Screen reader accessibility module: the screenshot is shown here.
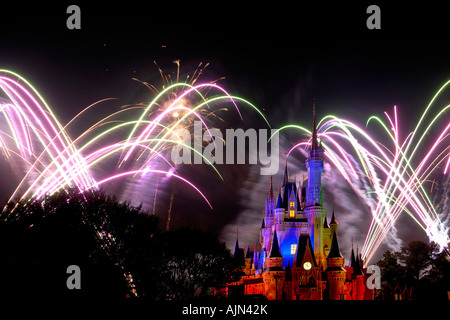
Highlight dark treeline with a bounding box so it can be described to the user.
[376,240,450,300]
[0,190,240,301]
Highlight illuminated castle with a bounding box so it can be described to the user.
[225,105,374,300]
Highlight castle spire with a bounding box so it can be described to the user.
[233,236,240,258]
[233,228,244,261]
[350,240,356,268]
[330,205,338,225]
[323,213,329,229]
[311,100,319,151]
[268,175,274,200]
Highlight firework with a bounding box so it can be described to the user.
[0,64,267,213]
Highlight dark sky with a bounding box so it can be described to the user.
[1,2,449,262]
[2,2,449,122]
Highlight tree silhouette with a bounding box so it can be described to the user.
[158,228,237,300]
[0,189,238,301]
[397,240,439,283]
[0,190,132,300]
[376,240,450,300]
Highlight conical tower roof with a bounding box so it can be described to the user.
[330,206,338,225]
[233,237,240,257]
[275,193,283,209]
[233,230,244,260]
[350,247,356,268]
[246,246,252,259]
[327,231,343,259]
[323,214,329,229]
[268,230,283,258]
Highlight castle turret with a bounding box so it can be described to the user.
[326,232,346,300]
[263,230,285,300]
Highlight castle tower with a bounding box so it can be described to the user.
[305,102,324,207]
[304,103,326,266]
[262,230,285,300]
[326,232,346,300]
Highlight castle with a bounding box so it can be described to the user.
[224,105,374,300]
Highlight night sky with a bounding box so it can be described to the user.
[1,2,450,263]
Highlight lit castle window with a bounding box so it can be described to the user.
[289,201,295,218]
[291,243,297,255]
